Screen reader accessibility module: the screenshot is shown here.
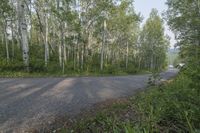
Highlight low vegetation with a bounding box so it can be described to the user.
[0,58,150,77]
[60,73,200,133]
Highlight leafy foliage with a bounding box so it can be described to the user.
[0,0,169,76]
[165,0,200,94]
[139,9,169,71]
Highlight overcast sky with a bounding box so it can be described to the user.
[134,0,176,48]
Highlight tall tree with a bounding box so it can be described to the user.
[139,9,169,71]
[165,0,200,64]
[18,0,29,71]
[0,0,169,75]
[165,0,200,90]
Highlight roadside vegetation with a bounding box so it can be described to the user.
[60,72,200,133]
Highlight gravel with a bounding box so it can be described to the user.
[0,69,178,133]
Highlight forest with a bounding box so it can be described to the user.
[0,0,200,132]
[0,0,169,76]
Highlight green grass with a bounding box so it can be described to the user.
[59,74,200,133]
[0,68,151,78]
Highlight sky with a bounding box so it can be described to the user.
[134,0,176,48]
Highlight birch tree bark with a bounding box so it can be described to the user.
[81,45,84,70]
[11,0,15,59]
[4,20,9,62]
[18,0,29,71]
[56,0,62,67]
[63,23,67,63]
[11,20,15,59]
[100,20,107,71]
[61,22,65,73]
[29,0,32,46]
[126,41,129,69]
[76,35,80,68]
[44,8,49,66]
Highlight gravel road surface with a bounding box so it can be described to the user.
[0,69,178,132]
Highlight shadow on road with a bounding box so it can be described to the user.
[0,70,178,132]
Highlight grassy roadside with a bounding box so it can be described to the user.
[58,74,200,133]
[0,70,151,78]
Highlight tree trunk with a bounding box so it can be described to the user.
[81,45,84,70]
[77,35,80,69]
[126,42,129,69]
[4,20,9,62]
[28,0,32,46]
[58,26,62,67]
[150,55,154,70]
[61,22,65,73]
[73,34,76,70]
[44,11,49,66]
[100,20,106,71]
[18,0,29,71]
[11,21,15,59]
[64,43,67,62]
[1,26,4,46]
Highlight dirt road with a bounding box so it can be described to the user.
[0,69,178,132]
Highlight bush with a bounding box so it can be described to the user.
[0,58,24,72]
[125,65,139,74]
[29,59,47,73]
[104,64,121,74]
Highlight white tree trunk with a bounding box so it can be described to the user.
[57,0,62,67]
[126,42,129,69]
[81,45,84,70]
[4,20,9,62]
[100,20,106,71]
[77,36,80,68]
[59,35,62,67]
[18,0,29,71]
[44,11,49,66]
[64,43,67,62]
[29,0,32,46]
[11,21,15,59]
[63,23,67,63]
[73,35,76,70]
[61,22,65,73]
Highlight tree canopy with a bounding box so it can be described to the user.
[0,0,169,75]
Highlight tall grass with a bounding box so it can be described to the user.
[61,74,200,133]
[134,74,200,132]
